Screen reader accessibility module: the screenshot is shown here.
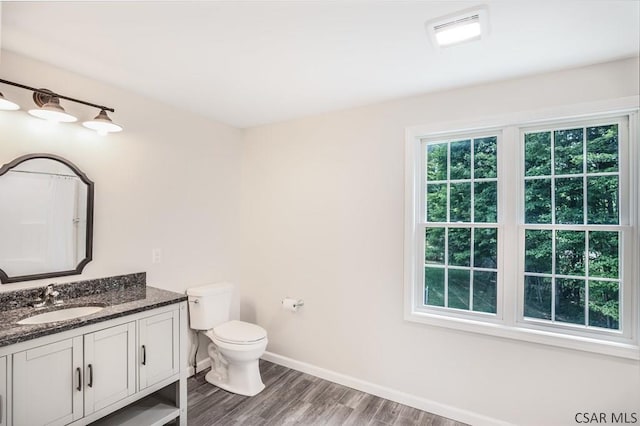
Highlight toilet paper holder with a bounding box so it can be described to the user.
[282,297,304,310]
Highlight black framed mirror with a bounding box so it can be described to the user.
[0,154,94,283]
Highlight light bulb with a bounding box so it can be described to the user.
[82,109,123,134]
[0,92,20,111]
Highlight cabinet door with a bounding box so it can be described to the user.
[13,336,83,426]
[138,309,179,390]
[84,322,136,416]
[0,356,6,426]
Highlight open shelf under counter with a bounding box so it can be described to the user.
[89,394,179,426]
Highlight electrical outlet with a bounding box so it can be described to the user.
[152,248,162,264]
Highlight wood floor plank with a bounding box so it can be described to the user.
[216,369,300,423]
[321,382,349,403]
[301,379,332,402]
[259,376,313,422]
[397,404,425,421]
[339,387,368,409]
[189,391,247,426]
[325,404,354,425]
[343,393,385,426]
[373,399,401,424]
[186,360,467,426]
[275,399,313,425]
[298,400,342,424]
[393,415,426,426]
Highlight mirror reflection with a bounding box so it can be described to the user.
[0,154,94,283]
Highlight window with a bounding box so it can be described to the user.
[404,102,639,359]
[424,136,498,315]
[522,122,626,332]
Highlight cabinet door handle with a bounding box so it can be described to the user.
[88,364,93,388]
[76,367,82,391]
[142,345,146,365]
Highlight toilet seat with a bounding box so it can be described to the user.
[212,320,267,345]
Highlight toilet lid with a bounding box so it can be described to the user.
[213,320,267,344]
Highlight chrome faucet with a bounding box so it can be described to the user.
[33,284,63,308]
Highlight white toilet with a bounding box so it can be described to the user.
[186,282,268,396]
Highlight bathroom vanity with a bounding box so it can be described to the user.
[0,273,188,426]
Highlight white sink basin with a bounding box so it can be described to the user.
[17,306,104,325]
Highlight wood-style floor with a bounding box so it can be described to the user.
[187,360,467,426]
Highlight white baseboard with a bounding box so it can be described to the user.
[188,358,211,377]
[262,351,512,426]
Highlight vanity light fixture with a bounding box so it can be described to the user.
[427,6,489,48]
[0,92,20,111]
[0,78,122,134]
[28,89,78,123]
[82,109,123,134]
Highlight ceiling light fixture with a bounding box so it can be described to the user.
[0,78,122,134]
[435,16,481,46]
[427,6,488,48]
[0,91,20,111]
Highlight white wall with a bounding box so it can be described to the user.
[0,50,243,297]
[240,57,640,425]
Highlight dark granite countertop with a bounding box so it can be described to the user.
[0,273,187,348]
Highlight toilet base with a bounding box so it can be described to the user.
[205,365,265,396]
[200,329,268,397]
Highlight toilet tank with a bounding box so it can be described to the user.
[186,282,235,330]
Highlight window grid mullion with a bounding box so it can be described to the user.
[550,130,557,323]
[429,177,497,184]
[583,126,588,225]
[423,222,498,228]
[470,139,476,310]
[551,230,557,322]
[445,142,451,308]
[423,143,428,223]
[583,128,589,327]
[521,223,626,232]
[524,171,618,180]
[444,228,449,308]
[471,138,475,223]
[446,142,451,224]
[470,229,475,311]
[551,130,556,226]
[525,271,619,283]
[585,230,590,327]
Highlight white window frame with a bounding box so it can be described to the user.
[404,96,640,359]
[418,130,504,321]
[517,116,633,341]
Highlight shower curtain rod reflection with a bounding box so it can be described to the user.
[10,169,79,178]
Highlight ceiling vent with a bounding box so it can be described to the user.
[426,6,489,48]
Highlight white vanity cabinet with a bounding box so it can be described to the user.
[0,356,7,426]
[1,301,187,426]
[83,322,136,415]
[13,337,83,426]
[138,310,179,390]
[12,322,137,426]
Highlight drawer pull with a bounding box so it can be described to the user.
[142,345,146,365]
[88,364,93,388]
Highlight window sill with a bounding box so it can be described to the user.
[405,309,640,360]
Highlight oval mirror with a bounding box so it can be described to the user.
[0,154,94,283]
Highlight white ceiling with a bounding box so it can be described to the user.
[1,1,639,128]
